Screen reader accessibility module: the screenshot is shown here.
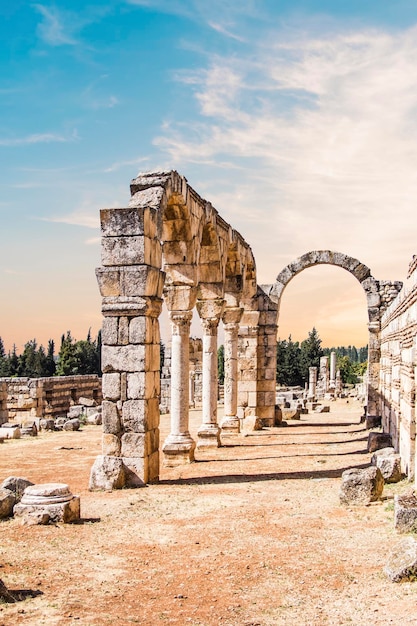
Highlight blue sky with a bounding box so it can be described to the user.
[1,0,417,352]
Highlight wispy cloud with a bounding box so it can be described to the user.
[0,132,70,147]
[103,156,150,173]
[155,23,417,279]
[33,4,79,46]
[40,211,99,229]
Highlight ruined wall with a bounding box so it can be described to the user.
[0,381,7,425]
[0,375,102,422]
[379,256,417,479]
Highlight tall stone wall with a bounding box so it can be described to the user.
[379,256,417,479]
[0,375,102,422]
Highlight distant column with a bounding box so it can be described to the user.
[221,307,243,434]
[308,367,317,400]
[329,351,337,394]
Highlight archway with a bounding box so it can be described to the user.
[263,250,383,421]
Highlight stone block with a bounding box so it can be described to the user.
[40,418,55,431]
[394,492,417,533]
[102,317,118,345]
[63,419,80,431]
[385,536,417,582]
[89,455,126,491]
[339,466,384,505]
[102,433,121,456]
[0,426,20,439]
[371,448,402,483]
[0,488,15,519]
[121,432,146,457]
[87,412,102,425]
[1,477,34,503]
[101,344,146,373]
[122,457,147,487]
[241,415,263,432]
[100,207,145,238]
[367,432,392,453]
[314,405,330,413]
[282,408,301,420]
[102,401,122,435]
[102,373,121,401]
[79,397,96,407]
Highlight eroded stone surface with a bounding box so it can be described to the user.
[394,491,417,533]
[339,466,384,505]
[385,536,417,582]
[89,455,126,491]
[367,432,392,453]
[1,477,33,503]
[0,488,15,519]
[371,447,402,483]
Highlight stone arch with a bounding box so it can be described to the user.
[263,250,382,422]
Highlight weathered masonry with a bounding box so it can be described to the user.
[379,256,417,479]
[0,375,102,425]
[91,169,417,488]
[90,171,278,489]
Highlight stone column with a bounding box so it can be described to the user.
[336,370,342,396]
[162,310,196,466]
[221,307,243,434]
[196,300,224,449]
[189,371,195,408]
[329,351,337,392]
[308,367,317,400]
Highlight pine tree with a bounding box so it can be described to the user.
[299,327,323,382]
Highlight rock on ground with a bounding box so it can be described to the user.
[367,432,392,453]
[1,476,34,502]
[394,491,417,533]
[385,536,417,582]
[371,447,402,483]
[339,466,384,505]
[0,487,15,519]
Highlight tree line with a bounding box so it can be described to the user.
[276,328,368,387]
[0,330,102,378]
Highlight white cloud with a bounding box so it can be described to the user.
[33,4,78,46]
[40,211,99,229]
[0,133,69,147]
[155,24,417,281]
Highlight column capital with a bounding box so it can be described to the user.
[169,310,193,335]
[196,298,225,322]
[222,306,243,327]
[201,317,220,335]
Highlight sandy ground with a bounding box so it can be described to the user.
[0,398,416,625]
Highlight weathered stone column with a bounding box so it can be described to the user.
[329,351,337,392]
[308,367,317,400]
[196,300,224,449]
[367,320,381,423]
[162,309,196,466]
[221,307,243,434]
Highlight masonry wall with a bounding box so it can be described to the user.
[0,375,102,422]
[379,256,417,479]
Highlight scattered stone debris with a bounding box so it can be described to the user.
[394,491,417,533]
[385,536,417,582]
[371,447,402,483]
[0,487,15,519]
[63,418,80,431]
[339,466,384,505]
[1,476,34,503]
[367,431,392,453]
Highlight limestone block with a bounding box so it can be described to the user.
[371,448,402,483]
[241,415,263,432]
[385,536,417,582]
[102,400,122,435]
[365,415,382,429]
[275,406,283,425]
[164,285,197,311]
[122,398,159,432]
[89,455,126,491]
[96,267,121,297]
[87,412,102,425]
[121,432,146,457]
[40,418,55,431]
[128,186,165,209]
[0,488,15,519]
[102,317,118,345]
[121,266,164,298]
[79,397,96,407]
[67,405,84,419]
[367,432,392,453]
[100,207,145,238]
[0,426,20,439]
[282,408,301,420]
[102,373,121,401]
[339,466,384,505]
[127,372,158,400]
[63,419,80,431]
[101,235,149,267]
[122,457,147,487]
[394,492,417,533]
[101,344,146,373]
[314,405,330,413]
[102,433,121,456]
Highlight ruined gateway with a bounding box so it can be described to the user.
[90,170,417,489]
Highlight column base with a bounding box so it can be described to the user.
[162,434,196,467]
[220,416,240,434]
[196,424,221,449]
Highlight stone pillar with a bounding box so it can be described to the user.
[329,351,337,392]
[319,356,329,395]
[189,371,195,408]
[196,300,224,449]
[308,367,317,400]
[367,320,381,422]
[221,307,243,434]
[90,204,164,490]
[162,309,196,466]
[336,370,342,396]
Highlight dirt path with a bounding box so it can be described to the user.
[0,399,416,625]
